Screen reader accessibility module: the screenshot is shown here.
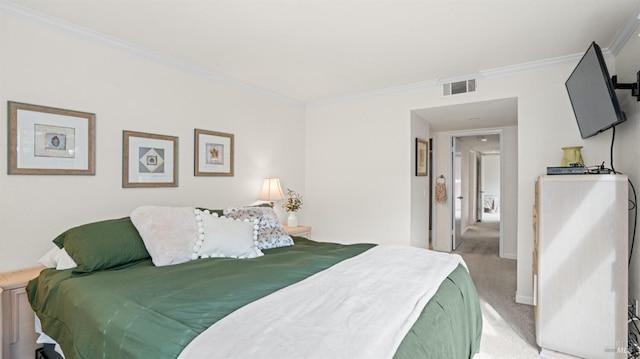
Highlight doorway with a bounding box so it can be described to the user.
[412,96,517,258]
[451,131,502,254]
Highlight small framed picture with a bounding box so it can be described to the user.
[8,101,95,175]
[194,129,234,176]
[123,130,178,187]
[415,138,428,176]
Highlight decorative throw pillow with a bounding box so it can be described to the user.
[52,217,150,274]
[130,206,199,266]
[223,207,293,250]
[193,209,263,259]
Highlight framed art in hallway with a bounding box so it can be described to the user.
[7,101,95,175]
[415,138,428,176]
[122,130,178,187]
[194,129,234,176]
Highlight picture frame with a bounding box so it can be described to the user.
[7,101,95,175]
[194,129,234,176]
[122,130,178,187]
[415,138,428,176]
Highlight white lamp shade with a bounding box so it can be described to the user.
[259,178,285,202]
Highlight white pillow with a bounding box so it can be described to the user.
[38,247,60,268]
[38,247,78,270]
[130,206,199,266]
[56,248,78,270]
[193,209,263,259]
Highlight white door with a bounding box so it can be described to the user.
[452,138,462,250]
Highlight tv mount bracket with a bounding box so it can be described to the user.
[612,71,640,101]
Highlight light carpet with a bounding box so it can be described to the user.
[454,220,540,359]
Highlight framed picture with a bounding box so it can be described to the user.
[123,130,178,187]
[415,138,428,176]
[7,101,95,175]
[194,129,234,176]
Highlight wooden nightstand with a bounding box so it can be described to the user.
[1,266,45,359]
[283,225,312,238]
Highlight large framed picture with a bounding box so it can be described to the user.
[8,101,95,175]
[123,130,178,187]
[415,138,428,176]
[194,129,234,176]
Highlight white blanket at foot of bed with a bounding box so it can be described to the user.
[178,245,466,359]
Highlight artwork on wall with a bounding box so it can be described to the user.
[122,130,178,187]
[194,129,234,176]
[7,101,95,175]
[415,138,428,176]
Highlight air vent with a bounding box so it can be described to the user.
[443,79,477,96]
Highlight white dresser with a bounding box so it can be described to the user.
[533,175,628,358]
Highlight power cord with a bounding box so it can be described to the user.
[629,302,640,358]
[629,178,638,267]
[611,126,616,174]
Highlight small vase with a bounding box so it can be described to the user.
[287,212,298,227]
[561,146,584,167]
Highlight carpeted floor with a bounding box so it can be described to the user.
[454,220,540,358]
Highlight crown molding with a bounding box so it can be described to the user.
[0,0,303,107]
[608,2,640,56]
[479,53,583,78]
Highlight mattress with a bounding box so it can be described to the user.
[27,237,482,359]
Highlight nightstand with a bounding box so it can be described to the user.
[283,225,312,238]
[1,266,45,359]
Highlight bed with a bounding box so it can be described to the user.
[26,206,482,359]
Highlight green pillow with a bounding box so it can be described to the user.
[53,217,150,274]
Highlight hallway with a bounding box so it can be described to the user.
[454,220,538,358]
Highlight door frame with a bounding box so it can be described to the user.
[448,129,504,257]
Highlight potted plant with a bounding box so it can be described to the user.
[282,188,303,227]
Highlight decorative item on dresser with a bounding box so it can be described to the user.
[560,146,584,167]
[1,266,45,359]
[533,175,628,358]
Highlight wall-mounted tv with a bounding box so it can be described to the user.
[565,41,625,139]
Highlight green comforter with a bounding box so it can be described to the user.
[27,238,481,359]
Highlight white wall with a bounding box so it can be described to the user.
[305,96,414,245]
[0,11,306,272]
[410,114,430,248]
[483,154,500,199]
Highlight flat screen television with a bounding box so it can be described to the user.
[565,41,626,139]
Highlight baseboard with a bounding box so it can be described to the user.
[515,293,534,305]
[500,252,517,260]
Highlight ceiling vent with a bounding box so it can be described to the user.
[443,79,477,96]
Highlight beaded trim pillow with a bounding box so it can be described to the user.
[193,209,263,259]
